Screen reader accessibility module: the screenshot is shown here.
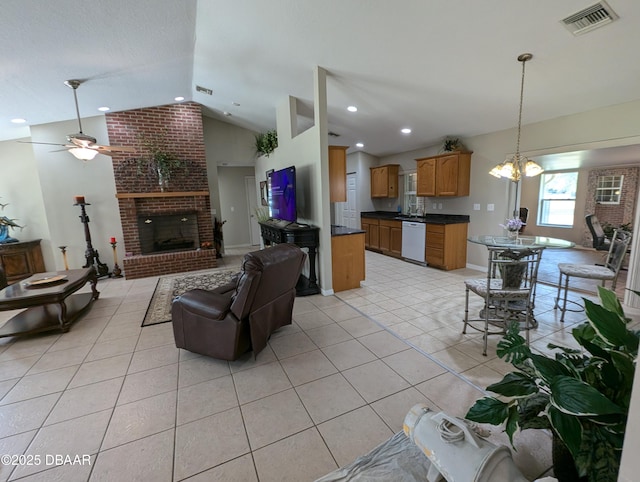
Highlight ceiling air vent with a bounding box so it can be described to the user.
[328,131,340,137]
[195,85,213,95]
[562,1,618,36]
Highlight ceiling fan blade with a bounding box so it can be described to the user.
[17,140,69,147]
[94,145,137,153]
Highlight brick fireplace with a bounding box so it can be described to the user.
[106,103,217,279]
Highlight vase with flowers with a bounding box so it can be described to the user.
[500,217,523,240]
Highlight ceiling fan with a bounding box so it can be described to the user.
[22,79,136,161]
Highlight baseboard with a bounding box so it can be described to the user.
[466,263,486,272]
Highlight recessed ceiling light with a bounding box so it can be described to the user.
[11,118,26,124]
[232,102,240,106]
[223,111,232,117]
[356,142,364,148]
[401,128,412,134]
[174,96,185,102]
[347,105,358,112]
[98,106,110,112]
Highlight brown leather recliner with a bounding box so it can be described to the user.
[171,243,306,360]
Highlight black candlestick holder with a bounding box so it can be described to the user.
[75,202,110,278]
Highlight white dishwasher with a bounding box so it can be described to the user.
[401,221,426,263]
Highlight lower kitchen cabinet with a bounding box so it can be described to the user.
[361,217,379,250]
[332,233,365,292]
[378,219,402,257]
[425,223,468,270]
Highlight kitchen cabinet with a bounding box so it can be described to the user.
[425,223,468,270]
[0,240,46,284]
[370,164,400,198]
[416,151,472,197]
[378,219,402,257]
[331,233,365,292]
[329,145,348,202]
[361,217,379,249]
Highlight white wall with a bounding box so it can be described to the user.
[0,139,51,264]
[254,68,333,292]
[0,116,122,271]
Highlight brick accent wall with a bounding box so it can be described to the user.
[583,166,639,246]
[106,102,216,279]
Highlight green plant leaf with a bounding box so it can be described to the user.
[597,286,625,318]
[529,353,571,383]
[505,405,519,446]
[584,299,637,351]
[574,422,621,482]
[496,322,531,364]
[518,393,551,430]
[486,372,537,397]
[550,376,624,416]
[465,397,509,425]
[549,406,583,461]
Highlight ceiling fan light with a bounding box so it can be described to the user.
[69,147,98,161]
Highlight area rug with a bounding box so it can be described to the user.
[141,268,236,327]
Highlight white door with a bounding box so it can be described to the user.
[344,173,357,229]
[245,176,261,246]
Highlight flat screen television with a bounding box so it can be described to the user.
[268,166,297,223]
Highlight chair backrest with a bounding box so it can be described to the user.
[605,229,632,276]
[487,246,544,292]
[585,214,607,250]
[229,243,305,320]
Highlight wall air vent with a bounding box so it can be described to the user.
[328,131,340,137]
[195,85,213,95]
[562,1,618,36]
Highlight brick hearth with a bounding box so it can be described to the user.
[106,103,216,279]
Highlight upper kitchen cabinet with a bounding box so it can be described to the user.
[416,151,472,197]
[329,145,348,202]
[370,164,400,198]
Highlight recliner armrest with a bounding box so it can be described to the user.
[172,289,231,320]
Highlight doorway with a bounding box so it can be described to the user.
[245,176,261,246]
[335,173,357,228]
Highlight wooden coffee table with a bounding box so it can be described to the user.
[0,268,99,338]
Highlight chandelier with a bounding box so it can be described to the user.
[489,53,543,182]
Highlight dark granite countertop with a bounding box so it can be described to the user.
[331,225,366,236]
[360,211,470,224]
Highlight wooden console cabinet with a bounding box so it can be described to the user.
[416,151,472,197]
[0,240,46,284]
[425,223,468,270]
[370,164,400,198]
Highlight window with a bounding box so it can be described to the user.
[538,172,578,227]
[404,172,425,215]
[595,175,623,204]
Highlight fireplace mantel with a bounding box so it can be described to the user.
[115,191,209,199]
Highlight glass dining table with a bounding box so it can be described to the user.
[468,235,575,249]
[467,234,575,328]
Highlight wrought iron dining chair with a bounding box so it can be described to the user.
[463,246,544,356]
[555,229,631,322]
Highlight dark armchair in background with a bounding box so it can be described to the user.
[171,243,306,361]
[585,214,611,251]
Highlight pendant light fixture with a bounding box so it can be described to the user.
[489,53,543,182]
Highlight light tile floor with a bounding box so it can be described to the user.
[0,247,637,481]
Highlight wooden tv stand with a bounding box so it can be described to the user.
[258,220,320,295]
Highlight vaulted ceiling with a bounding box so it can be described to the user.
[3,0,640,159]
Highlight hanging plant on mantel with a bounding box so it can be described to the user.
[135,132,189,191]
[255,130,278,157]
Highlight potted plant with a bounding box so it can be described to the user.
[465,286,639,482]
[442,136,465,152]
[255,130,278,157]
[136,133,187,191]
[0,199,22,244]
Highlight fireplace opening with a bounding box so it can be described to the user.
[137,212,200,254]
